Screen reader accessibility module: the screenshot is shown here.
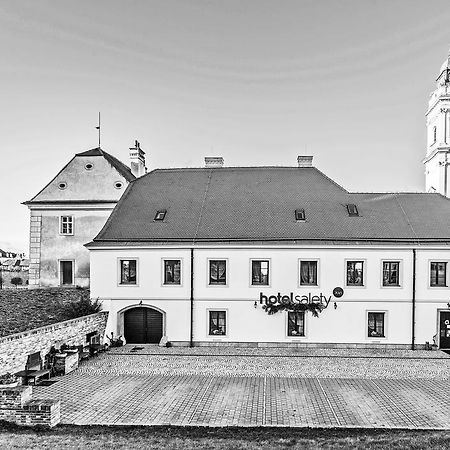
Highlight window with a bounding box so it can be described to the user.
[154,210,166,221]
[300,260,318,286]
[58,182,67,190]
[382,261,400,286]
[295,209,306,221]
[346,204,359,216]
[120,259,137,285]
[433,126,437,143]
[288,311,305,337]
[209,310,226,335]
[114,181,123,189]
[164,260,181,285]
[60,216,73,235]
[368,312,385,338]
[85,163,94,170]
[430,262,447,287]
[209,260,227,285]
[251,260,269,285]
[347,261,364,286]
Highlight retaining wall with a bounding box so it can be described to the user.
[0,312,108,374]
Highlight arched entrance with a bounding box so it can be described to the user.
[123,306,163,344]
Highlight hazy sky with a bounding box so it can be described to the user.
[2,0,450,253]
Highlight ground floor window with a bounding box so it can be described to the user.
[368,312,385,338]
[288,311,305,337]
[209,310,226,335]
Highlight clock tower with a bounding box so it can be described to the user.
[424,51,450,197]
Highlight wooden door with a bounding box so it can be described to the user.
[439,311,450,349]
[60,261,73,285]
[124,307,163,344]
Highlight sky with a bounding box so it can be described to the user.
[2,0,450,253]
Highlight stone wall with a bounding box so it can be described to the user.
[0,386,60,428]
[0,312,108,374]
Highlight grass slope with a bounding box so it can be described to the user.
[1,424,450,449]
[0,288,91,337]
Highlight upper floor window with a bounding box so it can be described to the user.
[347,261,364,286]
[119,259,137,285]
[60,216,73,235]
[251,260,269,285]
[430,262,447,287]
[382,261,400,287]
[433,126,437,143]
[164,259,181,285]
[300,260,318,286]
[209,260,227,285]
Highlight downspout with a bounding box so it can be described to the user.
[411,249,416,350]
[190,248,194,347]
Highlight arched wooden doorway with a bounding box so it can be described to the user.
[123,307,163,344]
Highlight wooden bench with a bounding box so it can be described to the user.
[15,352,51,385]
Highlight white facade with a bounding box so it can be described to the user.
[89,244,450,349]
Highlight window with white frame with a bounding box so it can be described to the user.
[300,260,318,286]
[346,261,364,286]
[209,310,226,335]
[209,260,227,285]
[287,311,305,337]
[430,262,447,287]
[60,216,73,235]
[382,261,400,287]
[251,260,269,285]
[164,259,181,285]
[368,312,385,338]
[119,259,137,285]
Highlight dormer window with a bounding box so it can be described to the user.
[346,204,359,216]
[295,209,306,221]
[154,210,167,221]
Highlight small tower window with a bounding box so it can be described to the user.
[85,163,94,170]
[347,204,359,216]
[58,182,67,190]
[114,181,123,189]
[295,209,306,221]
[154,210,167,221]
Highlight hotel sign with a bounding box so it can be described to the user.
[259,287,344,309]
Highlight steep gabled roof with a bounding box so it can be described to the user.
[75,148,135,182]
[89,166,450,245]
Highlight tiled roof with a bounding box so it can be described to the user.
[90,167,450,245]
[76,148,135,182]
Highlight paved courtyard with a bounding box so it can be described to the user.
[33,346,450,428]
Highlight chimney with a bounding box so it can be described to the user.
[297,155,313,168]
[129,140,147,178]
[204,156,224,168]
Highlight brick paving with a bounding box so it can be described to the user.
[33,347,450,429]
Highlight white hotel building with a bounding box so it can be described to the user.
[87,155,450,350]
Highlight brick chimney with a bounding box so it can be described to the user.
[129,140,147,178]
[204,157,224,168]
[297,155,313,168]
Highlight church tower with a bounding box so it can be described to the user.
[424,50,450,197]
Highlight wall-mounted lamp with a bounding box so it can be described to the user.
[334,302,338,310]
[254,301,258,309]
[139,300,143,306]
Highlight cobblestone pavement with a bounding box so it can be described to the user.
[32,347,450,428]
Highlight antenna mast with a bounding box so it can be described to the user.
[96,112,101,148]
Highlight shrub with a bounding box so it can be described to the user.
[63,296,102,319]
[10,277,23,288]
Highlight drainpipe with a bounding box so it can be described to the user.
[411,249,416,350]
[190,248,194,347]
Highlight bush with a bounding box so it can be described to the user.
[10,277,23,288]
[63,296,102,319]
